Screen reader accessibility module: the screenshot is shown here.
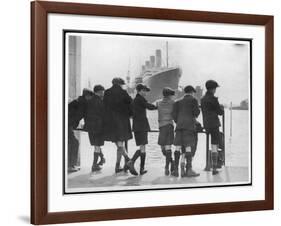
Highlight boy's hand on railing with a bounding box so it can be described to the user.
[220,104,225,113]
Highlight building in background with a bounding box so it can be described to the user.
[68,36,82,101]
[68,35,82,168]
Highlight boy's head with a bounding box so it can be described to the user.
[205,80,219,94]
[136,84,150,97]
[162,87,175,98]
[112,77,125,86]
[184,85,196,96]
[93,85,105,98]
[82,88,93,100]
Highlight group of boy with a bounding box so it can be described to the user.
[68,77,224,177]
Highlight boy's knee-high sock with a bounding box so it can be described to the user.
[132,149,141,163]
[140,152,147,175]
[173,151,181,177]
[165,150,172,168]
[185,152,200,177]
[98,149,105,165]
[120,147,130,161]
[115,147,123,173]
[125,149,138,176]
[165,150,172,175]
[185,152,192,171]
[92,152,102,172]
[93,152,99,165]
[211,151,219,175]
[180,153,186,177]
[124,149,140,173]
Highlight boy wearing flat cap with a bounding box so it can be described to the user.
[201,80,224,175]
[130,84,157,175]
[103,77,138,175]
[68,88,93,173]
[172,85,200,177]
[84,85,106,172]
[156,87,176,176]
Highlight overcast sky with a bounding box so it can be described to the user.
[76,33,250,105]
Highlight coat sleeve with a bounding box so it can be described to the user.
[192,98,200,118]
[214,97,224,115]
[122,90,133,104]
[172,102,178,123]
[103,90,109,108]
[141,98,157,110]
[155,101,159,108]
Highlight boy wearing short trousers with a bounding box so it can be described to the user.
[172,85,200,177]
[84,85,106,172]
[201,80,224,175]
[156,87,175,176]
[130,84,157,175]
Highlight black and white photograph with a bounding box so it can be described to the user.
[64,31,251,194]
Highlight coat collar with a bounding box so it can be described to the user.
[93,93,102,100]
[206,90,214,96]
[112,84,122,90]
[136,93,144,99]
[184,94,193,98]
[162,96,173,102]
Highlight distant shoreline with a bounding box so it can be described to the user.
[230,107,249,110]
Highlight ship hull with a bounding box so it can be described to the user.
[142,67,181,103]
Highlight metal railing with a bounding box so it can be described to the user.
[74,112,226,171]
[204,113,225,171]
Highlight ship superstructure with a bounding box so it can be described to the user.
[132,43,182,103]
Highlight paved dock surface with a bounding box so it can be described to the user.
[66,132,250,193]
[68,166,249,190]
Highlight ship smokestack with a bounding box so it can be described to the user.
[142,65,145,71]
[156,49,162,67]
[150,56,155,67]
[145,60,150,69]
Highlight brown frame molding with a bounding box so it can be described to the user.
[31,1,274,224]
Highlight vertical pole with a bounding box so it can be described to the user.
[230,102,232,138]
[166,41,169,68]
[222,110,226,166]
[204,132,211,171]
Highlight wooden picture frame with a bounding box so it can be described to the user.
[31,1,274,224]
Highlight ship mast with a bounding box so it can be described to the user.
[166,41,169,68]
[126,58,131,85]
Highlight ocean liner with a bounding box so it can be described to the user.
[130,42,182,103]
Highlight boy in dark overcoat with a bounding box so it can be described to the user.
[129,84,157,175]
[84,85,106,172]
[172,85,200,177]
[68,89,93,172]
[201,80,224,175]
[103,77,138,175]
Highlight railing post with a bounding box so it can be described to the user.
[222,111,226,166]
[204,132,211,171]
[125,141,128,153]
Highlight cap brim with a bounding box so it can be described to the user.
[144,87,151,92]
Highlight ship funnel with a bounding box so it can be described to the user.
[145,60,150,69]
[141,65,145,71]
[156,49,162,67]
[150,56,155,67]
